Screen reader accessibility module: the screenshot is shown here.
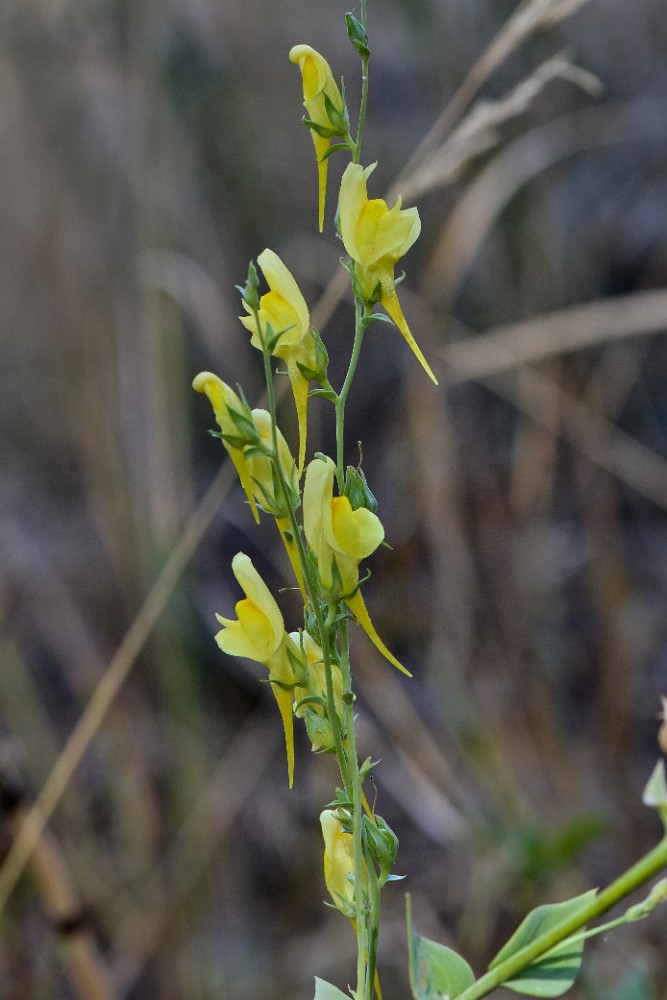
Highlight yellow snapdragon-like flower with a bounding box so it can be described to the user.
[239,248,316,473]
[303,456,410,676]
[289,44,345,232]
[338,162,438,385]
[192,372,260,523]
[215,553,298,786]
[291,631,343,752]
[320,808,361,914]
[249,408,305,597]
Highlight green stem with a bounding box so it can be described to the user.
[456,834,667,1000]
[353,3,370,165]
[364,849,381,1000]
[339,616,369,1000]
[335,296,367,489]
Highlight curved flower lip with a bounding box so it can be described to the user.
[215,553,284,662]
[239,248,310,350]
[289,45,337,104]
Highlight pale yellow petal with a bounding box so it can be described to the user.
[231,553,284,653]
[320,810,356,906]
[303,457,337,589]
[257,248,310,338]
[339,162,377,262]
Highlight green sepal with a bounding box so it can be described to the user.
[302,709,339,754]
[643,759,667,831]
[407,894,475,1000]
[489,889,597,997]
[323,90,349,134]
[308,387,338,402]
[363,311,395,328]
[243,444,273,460]
[344,466,378,514]
[214,431,252,451]
[265,320,296,354]
[345,12,370,57]
[319,142,352,162]
[227,403,260,445]
[364,814,398,885]
[285,641,307,684]
[249,479,280,516]
[359,756,379,781]
[235,260,260,311]
[302,116,338,139]
[313,977,350,1000]
[296,328,330,384]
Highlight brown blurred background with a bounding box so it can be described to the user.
[1,0,667,997]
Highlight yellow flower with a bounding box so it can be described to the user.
[289,44,345,232]
[338,162,438,385]
[248,409,305,597]
[320,809,360,914]
[291,631,343,752]
[192,372,260,523]
[215,553,298,786]
[239,248,315,473]
[303,457,411,676]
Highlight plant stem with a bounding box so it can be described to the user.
[456,834,667,1000]
[353,3,370,164]
[335,296,367,489]
[338,616,369,998]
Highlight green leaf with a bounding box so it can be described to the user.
[407,895,475,1000]
[489,889,597,998]
[643,760,667,808]
[499,939,587,997]
[313,978,350,1000]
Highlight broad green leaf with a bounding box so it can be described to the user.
[313,977,350,1000]
[500,937,587,997]
[407,896,475,999]
[489,889,597,998]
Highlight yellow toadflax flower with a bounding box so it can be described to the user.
[215,553,298,786]
[338,161,438,385]
[239,248,316,474]
[291,631,344,753]
[289,44,346,232]
[192,372,260,523]
[303,456,411,676]
[320,808,361,915]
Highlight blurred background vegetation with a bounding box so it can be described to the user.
[1,0,667,997]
